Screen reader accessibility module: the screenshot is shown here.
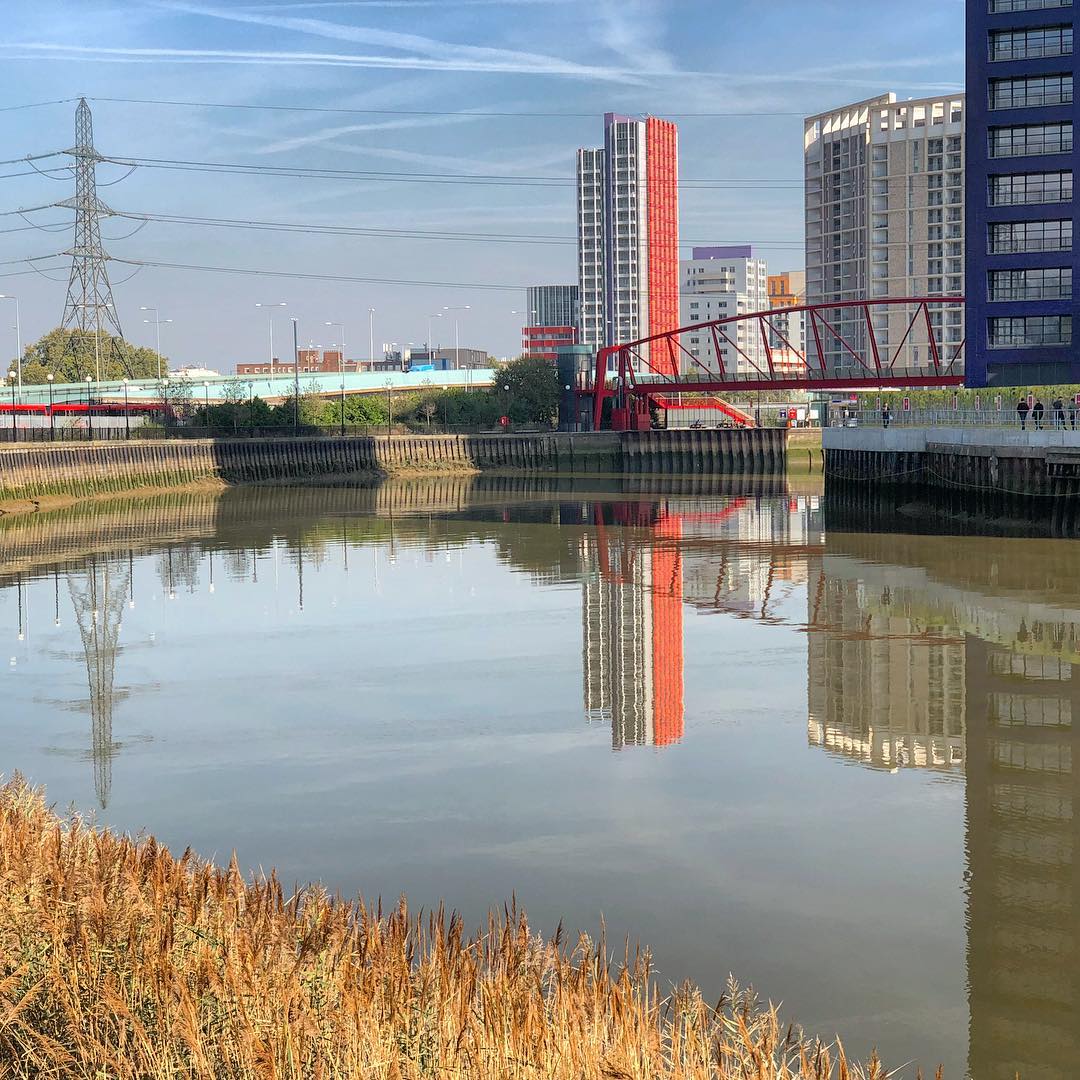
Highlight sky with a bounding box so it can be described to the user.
[0,0,965,368]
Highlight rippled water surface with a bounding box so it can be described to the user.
[2,475,1078,1078]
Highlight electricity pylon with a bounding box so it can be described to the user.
[60,98,123,379]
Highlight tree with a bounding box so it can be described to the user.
[17,328,166,384]
[497,355,560,424]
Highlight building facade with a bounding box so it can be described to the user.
[679,246,769,375]
[966,3,1077,387]
[576,114,680,373]
[805,93,966,375]
[768,270,808,375]
[526,284,579,329]
[522,325,577,360]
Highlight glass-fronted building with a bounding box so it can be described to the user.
[966,0,1077,386]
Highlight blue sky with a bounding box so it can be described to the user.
[0,0,964,367]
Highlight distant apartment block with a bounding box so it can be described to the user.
[522,285,579,360]
[805,92,966,375]
[577,113,680,372]
[526,284,579,328]
[966,1,1077,386]
[679,246,769,375]
[237,349,349,376]
[768,270,808,375]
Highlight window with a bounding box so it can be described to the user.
[990,74,1073,109]
[989,0,1071,10]
[988,315,1072,347]
[988,267,1073,300]
[990,26,1073,60]
[990,122,1072,157]
[989,218,1073,252]
[988,170,1073,205]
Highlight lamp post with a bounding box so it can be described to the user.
[326,322,347,435]
[291,317,300,430]
[256,302,287,378]
[384,377,393,438]
[140,307,172,380]
[368,308,375,369]
[85,375,93,440]
[502,382,510,427]
[46,373,54,441]
[0,295,22,396]
[122,378,130,439]
[161,376,170,430]
[426,312,443,363]
[7,371,15,439]
[202,380,210,425]
[443,305,470,369]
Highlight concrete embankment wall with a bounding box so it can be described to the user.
[0,428,787,504]
[824,427,1080,533]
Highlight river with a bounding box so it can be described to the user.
[1,474,1076,1078]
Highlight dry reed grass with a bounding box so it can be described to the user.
[0,777,928,1079]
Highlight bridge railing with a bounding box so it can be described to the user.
[837,407,1080,430]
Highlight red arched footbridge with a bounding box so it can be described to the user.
[589,297,965,430]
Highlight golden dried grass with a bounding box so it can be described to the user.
[0,777,918,1079]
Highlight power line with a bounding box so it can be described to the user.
[89,95,806,119]
[100,154,803,189]
[111,208,803,247]
[0,98,79,113]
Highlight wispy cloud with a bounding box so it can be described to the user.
[254,109,489,154]
[151,0,648,82]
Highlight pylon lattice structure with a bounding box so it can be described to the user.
[67,557,128,809]
[61,97,123,341]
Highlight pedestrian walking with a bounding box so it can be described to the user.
[1071,399,1078,431]
[1053,396,1066,428]
[1017,396,1030,430]
[1033,398,1045,430]
[881,403,891,429]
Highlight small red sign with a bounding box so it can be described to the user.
[499,415,510,428]
[902,396,911,412]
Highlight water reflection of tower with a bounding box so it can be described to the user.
[67,557,128,808]
[581,505,684,748]
[965,636,1080,1080]
[807,566,966,770]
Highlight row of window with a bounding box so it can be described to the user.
[989,0,1071,11]
[989,218,1073,252]
[988,315,1072,347]
[988,267,1073,300]
[989,169,1073,205]
[990,26,1073,61]
[990,73,1073,109]
[989,122,1072,158]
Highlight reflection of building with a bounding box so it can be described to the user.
[807,567,967,771]
[807,537,1080,1078]
[965,637,1080,1080]
[581,510,684,748]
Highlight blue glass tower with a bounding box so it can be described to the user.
[966,0,1077,387]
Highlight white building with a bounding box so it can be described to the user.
[805,92,966,375]
[679,246,769,375]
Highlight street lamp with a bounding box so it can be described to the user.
[46,373,54,441]
[290,317,300,429]
[140,307,172,380]
[426,312,443,363]
[384,377,393,438]
[85,374,93,440]
[122,378,130,439]
[0,295,22,396]
[6,371,15,439]
[443,305,470,369]
[202,380,210,421]
[256,302,288,377]
[368,308,376,368]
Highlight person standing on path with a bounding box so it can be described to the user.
[1033,398,1045,430]
[1071,399,1078,430]
[881,403,891,429]
[1017,397,1030,430]
[1053,396,1066,428]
